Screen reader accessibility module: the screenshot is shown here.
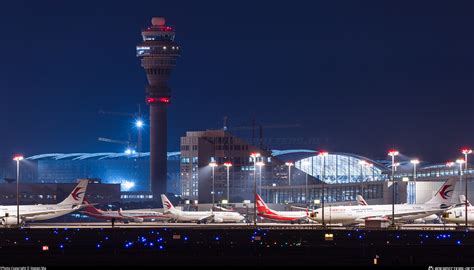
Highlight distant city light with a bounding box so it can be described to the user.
[121,180,136,191]
[124,149,136,155]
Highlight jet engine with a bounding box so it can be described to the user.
[1,216,19,226]
[213,217,224,223]
[413,214,440,224]
[132,217,144,223]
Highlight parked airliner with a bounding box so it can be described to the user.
[161,194,245,223]
[309,177,457,225]
[0,179,89,226]
[256,194,309,223]
[81,198,170,223]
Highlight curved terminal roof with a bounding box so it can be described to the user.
[27,152,181,161]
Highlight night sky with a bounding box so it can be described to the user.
[0,0,472,163]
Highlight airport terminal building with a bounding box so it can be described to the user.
[0,129,472,206]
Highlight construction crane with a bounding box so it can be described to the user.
[97,137,133,147]
[98,104,144,152]
[223,116,301,149]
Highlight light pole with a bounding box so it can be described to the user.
[302,160,311,204]
[462,148,472,228]
[456,158,466,228]
[388,149,399,227]
[209,161,217,209]
[135,119,144,152]
[285,161,294,203]
[358,160,369,182]
[285,162,294,186]
[318,151,328,226]
[224,162,232,203]
[13,155,24,226]
[367,163,373,181]
[251,152,260,226]
[256,161,265,195]
[359,161,372,198]
[410,159,420,204]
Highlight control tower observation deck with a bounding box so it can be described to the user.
[136,17,180,198]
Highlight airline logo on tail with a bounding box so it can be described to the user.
[71,187,85,201]
[439,185,453,200]
[426,177,457,205]
[161,194,174,211]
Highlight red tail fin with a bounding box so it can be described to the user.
[81,198,103,215]
[255,194,271,214]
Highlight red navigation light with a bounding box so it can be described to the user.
[158,97,170,103]
[387,149,399,156]
[42,245,49,251]
[318,151,329,156]
[147,97,171,104]
[13,155,24,161]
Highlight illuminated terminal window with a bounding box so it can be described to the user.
[295,153,387,184]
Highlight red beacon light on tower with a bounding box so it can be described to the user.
[147,97,171,104]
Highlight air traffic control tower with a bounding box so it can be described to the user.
[137,17,180,198]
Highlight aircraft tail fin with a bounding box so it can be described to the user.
[58,179,89,206]
[460,195,472,206]
[425,177,457,205]
[255,194,271,214]
[80,198,103,215]
[161,194,175,212]
[357,195,368,206]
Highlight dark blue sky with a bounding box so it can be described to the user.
[0,0,472,162]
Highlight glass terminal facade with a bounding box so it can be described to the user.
[295,153,388,184]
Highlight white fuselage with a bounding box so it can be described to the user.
[168,209,245,223]
[312,203,444,225]
[91,209,169,221]
[443,206,474,224]
[0,204,80,221]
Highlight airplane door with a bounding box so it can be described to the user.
[455,210,463,218]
